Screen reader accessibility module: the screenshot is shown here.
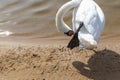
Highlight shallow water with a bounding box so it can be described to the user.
[0,0,119,42]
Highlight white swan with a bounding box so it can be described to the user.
[56,0,105,49]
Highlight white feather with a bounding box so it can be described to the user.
[56,0,105,49]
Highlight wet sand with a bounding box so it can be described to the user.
[0,36,120,80]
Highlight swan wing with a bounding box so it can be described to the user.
[76,1,105,41]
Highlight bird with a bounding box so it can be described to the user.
[56,0,105,50]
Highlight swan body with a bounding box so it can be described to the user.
[56,0,105,49]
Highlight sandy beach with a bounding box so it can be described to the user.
[0,0,119,80]
[0,36,120,80]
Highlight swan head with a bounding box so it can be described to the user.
[64,30,74,36]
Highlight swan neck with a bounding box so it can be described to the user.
[56,1,78,33]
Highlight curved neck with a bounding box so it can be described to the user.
[56,1,79,34]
